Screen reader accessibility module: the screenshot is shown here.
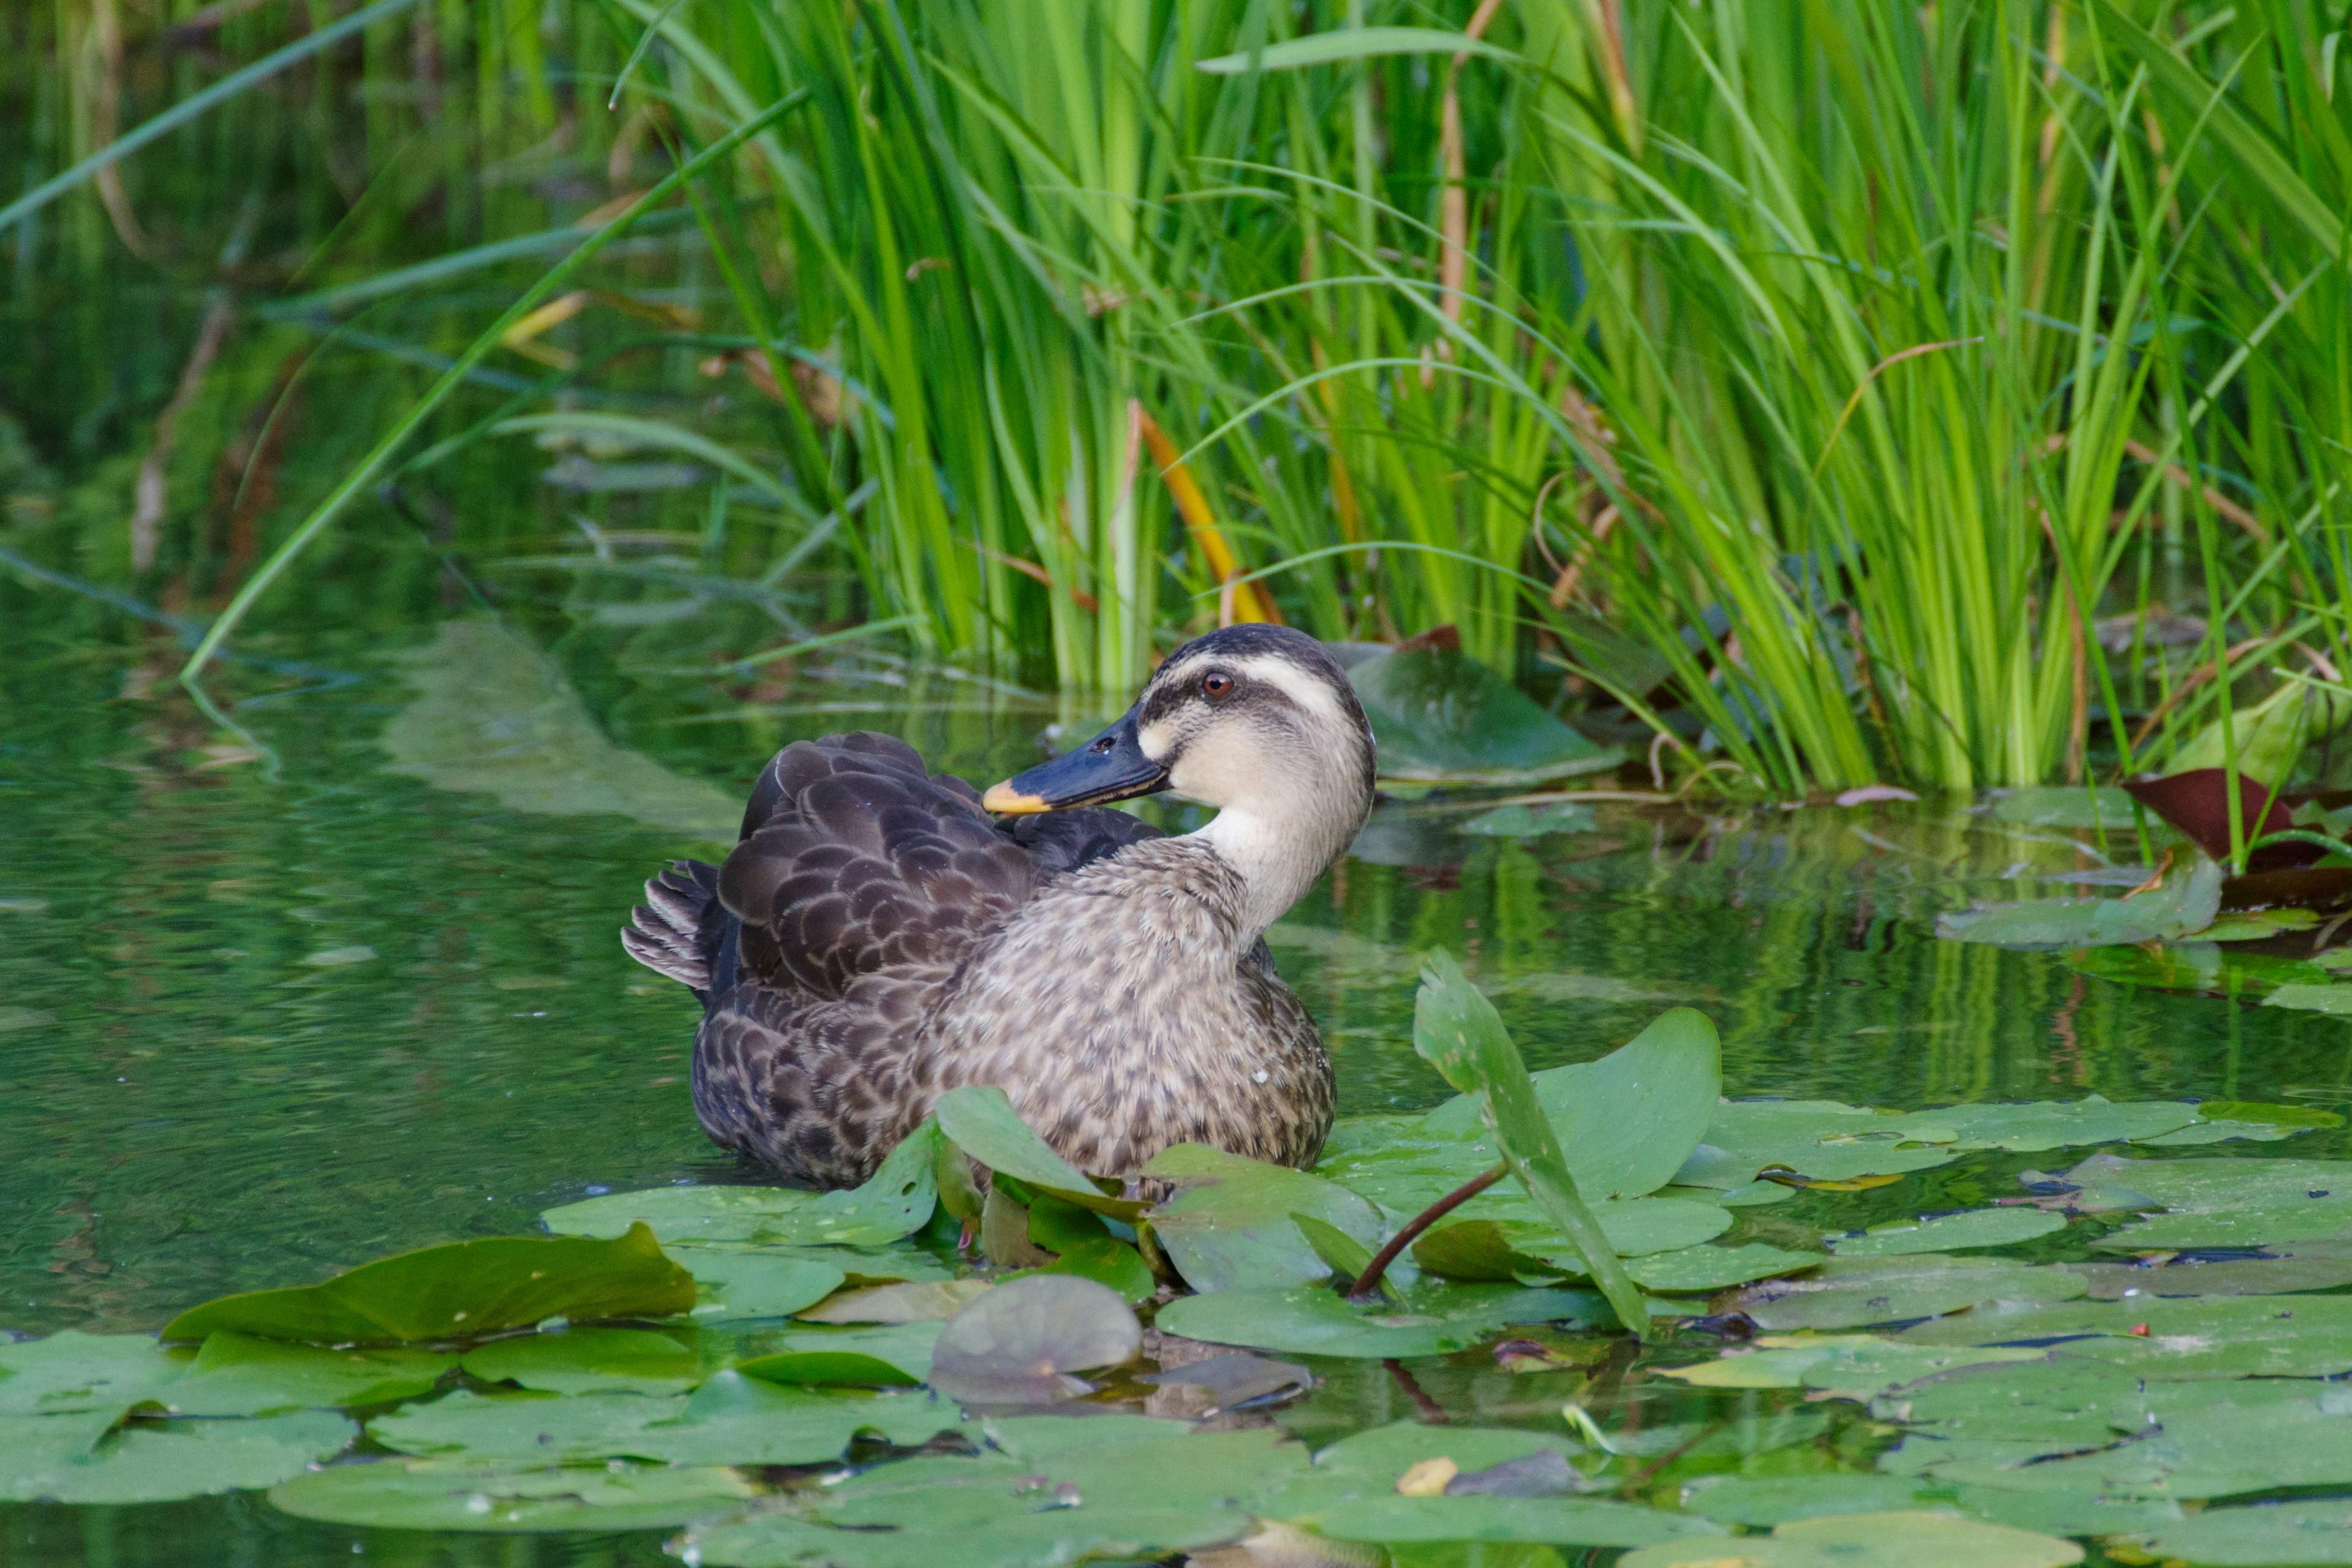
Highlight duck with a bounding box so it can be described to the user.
[621,623,1378,1189]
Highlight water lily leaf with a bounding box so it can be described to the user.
[0,1331,184,1416]
[1412,952,1651,1335]
[2142,1098,2336,1145]
[1727,1255,2086,1332]
[1154,1283,1621,1359]
[2123,766,2313,870]
[268,1456,753,1532]
[735,1323,941,1387]
[160,1223,696,1346]
[932,1085,1145,1219]
[2065,940,2334,998]
[1,1409,355,1504]
[1030,1237,1156,1303]
[1291,1212,1379,1287]
[1627,1243,1824,1292]
[1144,1143,1384,1294]
[1938,859,2222,949]
[1347,645,1626,784]
[1619,1510,2081,1568]
[1531,1007,1722,1200]
[1459,801,1600,837]
[1989,788,2142,829]
[2125,1502,2352,1566]
[167,1333,454,1415]
[2059,1239,2352,1298]
[1659,1336,2048,1400]
[1895,1293,2352,1376]
[1826,1210,2067,1258]
[927,1275,1140,1404]
[668,1245,845,1321]
[1137,1352,1312,1411]
[758,1118,944,1246]
[382,618,739,837]
[1681,1472,1937,1527]
[1026,1193,1110,1253]
[1879,1098,2196,1152]
[1413,1220,1562,1282]
[2070,1155,2352,1248]
[796,1279,992,1324]
[458,1327,699,1395]
[1291,1494,1726,1547]
[1679,1103,1958,1189]
[2263,982,2352,1014]
[540,1185,819,1243]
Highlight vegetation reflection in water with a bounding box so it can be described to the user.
[7,602,2352,1565]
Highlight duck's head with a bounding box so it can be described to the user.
[985,625,1377,936]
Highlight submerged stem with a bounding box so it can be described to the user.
[1346,1159,1507,1303]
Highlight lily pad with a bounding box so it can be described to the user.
[796,1279,992,1324]
[1,1409,355,1504]
[734,1323,942,1387]
[1287,1493,1725,1547]
[1029,1237,1156,1302]
[0,1331,184,1416]
[1618,1510,2081,1568]
[1680,1472,1938,1527]
[2125,1502,2352,1566]
[2059,1238,2352,1298]
[167,1333,454,1415]
[926,1275,1140,1404]
[1938,858,2222,950]
[1658,1336,2049,1400]
[1894,1293,2352,1376]
[541,1185,818,1243]
[1989,787,2142,829]
[933,1085,1145,1219]
[1459,801,1600,836]
[159,1224,696,1346]
[1144,1143,1384,1294]
[1348,644,1625,784]
[269,1455,753,1532]
[1826,1210,2067,1257]
[1412,952,1650,1334]
[2264,982,2352,1015]
[1626,1243,1825,1292]
[1412,1219,1564,1283]
[1879,1098,2196,1152]
[1678,1103,1958,1190]
[1154,1283,1623,1359]
[669,1246,846,1321]
[1727,1254,2086,1332]
[1531,1008,1723,1200]
[457,1327,700,1395]
[2071,1155,2352,1248]
[758,1118,944,1245]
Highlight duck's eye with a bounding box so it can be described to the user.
[1200,673,1235,699]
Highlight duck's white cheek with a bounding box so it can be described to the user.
[1137,717,1178,764]
[1168,728,1259,805]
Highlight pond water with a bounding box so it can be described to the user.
[7,543,2352,1562]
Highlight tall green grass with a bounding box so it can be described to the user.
[7,0,2350,796]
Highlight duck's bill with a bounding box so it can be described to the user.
[984,714,1168,813]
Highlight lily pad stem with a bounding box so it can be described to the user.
[1347,1159,1507,1303]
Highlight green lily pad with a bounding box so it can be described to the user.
[1028,1237,1156,1302]
[1348,645,1626,784]
[1412,953,1650,1334]
[1879,1098,2196,1151]
[1989,787,2142,829]
[1894,1293,2352,1376]
[1482,1197,1735,1262]
[1727,1255,2086,1332]
[1459,801,1600,836]
[1659,1335,2049,1400]
[2067,941,2335,998]
[796,1279,992,1324]
[734,1323,942,1387]
[2059,1238,2352,1298]
[457,1327,700,1395]
[168,1333,454,1415]
[159,1223,695,1346]
[1267,1420,1585,1512]
[926,1275,1140,1404]
[1532,1008,1723,1200]
[1154,1283,1623,1359]
[269,1455,753,1532]
[2125,1502,2352,1566]
[1826,1209,2067,1257]
[669,1246,845,1321]
[1144,1143,1384,1294]
[1,1409,355,1504]
[932,1085,1146,1219]
[1626,1243,1825,1292]
[1412,1219,1564,1283]
[1677,1103,1958,1189]
[0,1331,184,1417]
[761,1118,944,1245]
[2070,1155,2352,1248]
[1938,858,2222,950]
[1681,1472,1939,1527]
[541,1185,819,1243]
[1619,1511,2082,1568]
[2264,982,2352,1014]
[2143,1101,2343,1147]
[1288,1494,1726,1547]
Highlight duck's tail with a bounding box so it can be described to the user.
[622,859,733,1005]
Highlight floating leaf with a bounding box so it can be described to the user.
[1459,801,1600,837]
[1284,1494,1725,1548]
[1137,1352,1312,1411]
[2124,1502,2352,1566]
[1680,1472,1937,1528]
[1347,646,1626,784]
[540,1185,818,1243]
[1532,1008,1723,1200]
[2263,982,2352,1015]
[457,1328,699,1395]
[1144,1143,1384,1294]
[1030,1237,1156,1302]
[1413,1220,1562,1283]
[1155,1283,1621,1359]
[735,1324,941,1387]
[1412,952,1651,1334]
[932,1085,1145,1219]
[1,1409,355,1504]
[0,1331,184,1416]
[1626,1243,1824,1292]
[1658,1336,2048,1400]
[2060,1239,2352,1299]
[668,1246,846,1321]
[1896,1292,2352,1377]
[269,1456,753,1532]
[1619,1511,2081,1568]
[758,1118,944,1246]
[160,1224,696,1346]
[1727,1255,2086,1332]
[166,1333,453,1415]
[1938,859,2222,949]
[2071,1155,2352,1248]
[926,1275,1141,1404]
[1678,1104,1957,1190]
[1989,788,2142,829]
[796,1280,992,1324]
[1826,1210,2067,1257]
[1879,1098,2196,1152]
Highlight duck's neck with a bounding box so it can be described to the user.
[1186,790,1370,949]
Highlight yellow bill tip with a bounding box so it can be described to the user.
[982,782,1049,814]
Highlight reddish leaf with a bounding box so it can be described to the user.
[2122,769,2310,870]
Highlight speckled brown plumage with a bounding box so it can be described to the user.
[622,626,1372,1190]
